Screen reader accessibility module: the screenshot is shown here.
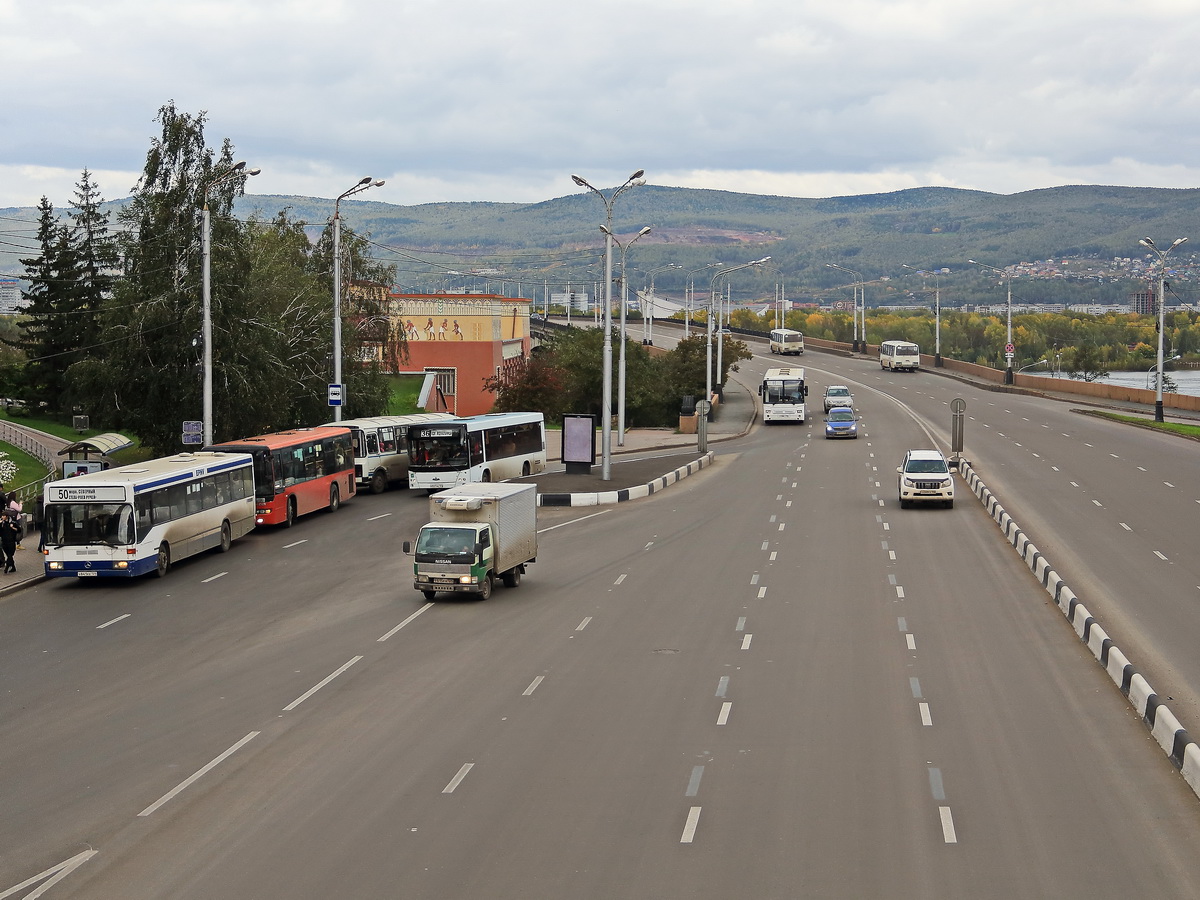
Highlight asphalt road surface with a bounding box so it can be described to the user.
[3,350,1200,897]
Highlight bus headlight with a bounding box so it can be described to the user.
[48,561,63,570]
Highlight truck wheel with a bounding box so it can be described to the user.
[422,590,437,601]
[370,470,388,494]
[479,574,493,600]
[502,569,521,588]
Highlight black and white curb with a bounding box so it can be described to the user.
[538,452,715,507]
[959,460,1200,800]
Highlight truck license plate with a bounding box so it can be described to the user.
[433,578,456,585]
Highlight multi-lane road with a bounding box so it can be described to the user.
[3,342,1200,898]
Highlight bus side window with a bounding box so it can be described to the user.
[469,433,484,463]
[366,432,379,455]
[136,495,154,532]
[379,427,395,453]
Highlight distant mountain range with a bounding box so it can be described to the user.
[5,184,1197,302]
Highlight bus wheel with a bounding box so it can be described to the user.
[284,498,297,528]
[481,469,491,482]
[219,521,232,553]
[329,484,340,513]
[155,544,171,578]
[521,461,530,477]
[370,470,388,494]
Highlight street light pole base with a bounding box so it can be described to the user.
[1005,367,1014,385]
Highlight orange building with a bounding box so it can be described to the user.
[371,292,533,416]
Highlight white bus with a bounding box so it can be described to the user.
[42,452,255,579]
[880,340,921,372]
[330,413,455,493]
[760,367,808,423]
[769,328,805,355]
[406,412,548,491]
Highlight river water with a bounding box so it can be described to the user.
[1037,369,1200,397]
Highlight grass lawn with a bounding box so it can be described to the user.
[387,374,430,414]
[0,442,50,493]
[1083,410,1200,440]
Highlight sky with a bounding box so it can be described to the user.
[3,0,1200,211]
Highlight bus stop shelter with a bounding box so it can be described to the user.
[57,433,133,477]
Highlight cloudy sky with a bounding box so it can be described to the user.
[3,0,1199,210]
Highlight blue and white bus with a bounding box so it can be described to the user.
[406,412,547,491]
[42,452,255,579]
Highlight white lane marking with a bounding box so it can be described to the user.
[792,482,797,488]
[680,806,702,843]
[1154,551,1169,561]
[367,513,392,521]
[96,614,131,629]
[717,701,732,725]
[786,500,793,507]
[138,731,260,816]
[769,515,777,523]
[750,574,759,585]
[716,676,730,698]
[537,510,610,533]
[1092,500,1103,507]
[896,586,905,599]
[889,551,897,560]
[1137,466,1147,472]
[940,807,958,843]
[736,617,746,632]
[1164,482,1175,488]
[644,541,654,550]
[0,848,98,899]
[686,766,704,797]
[897,617,907,631]
[757,587,767,598]
[910,678,923,698]
[614,574,627,585]
[523,675,545,696]
[776,494,783,500]
[283,656,363,711]
[202,572,228,583]
[283,539,307,549]
[442,762,474,793]
[769,551,778,561]
[1110,453,1120,459]
[1051,466,1059,471]
[1119,523,1131,531]
[378,602,433,642]
[906,634,916,650]
[761,541,769,551]
[576,617,592,631]
[919,702,933,726]
[778,523,785,531]
[741,634,753,650]
[883,522,890,530]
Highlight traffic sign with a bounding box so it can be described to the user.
[182,420,203,433]
[182,433,203,445]
[1005,343,1015,354]
[328,384,343,407]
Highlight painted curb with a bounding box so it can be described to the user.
[537,452,716,507]
[959,461,1199,798]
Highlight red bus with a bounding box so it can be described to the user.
[208,427,356,527]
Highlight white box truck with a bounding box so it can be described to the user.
[403,482,537,600]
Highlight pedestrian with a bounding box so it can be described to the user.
[6,492,23,549]
[0,510,19,574]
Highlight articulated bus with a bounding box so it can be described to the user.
[330,413,455,493]
[208,426,355,526]
[760,367,808,423]
[880,340,921,372]
[769,328,805,355]
[43,452,255,579]
[407,412,547,491]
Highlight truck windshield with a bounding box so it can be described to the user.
[415,526,476,556]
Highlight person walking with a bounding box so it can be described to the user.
[0,510,19,574]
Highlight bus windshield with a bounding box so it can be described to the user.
[44,502,136,547]
[764,380,805,404]
[409,429,472,469]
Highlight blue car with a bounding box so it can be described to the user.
[824,406,859,439]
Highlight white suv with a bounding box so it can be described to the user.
[897,449,955,508]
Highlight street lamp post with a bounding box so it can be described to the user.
[1139,236,1188,422]
[826,263,863,351]
[332,176,385,421]
[901,263,943,367]
[602,225,651,446]
[707,258,770,407]
[642,263,679,346]
[968,259,1014,385]
[201,160,259,445]
[1146,355,1181,390]
[683,263,720,335]
[571,170,646,481]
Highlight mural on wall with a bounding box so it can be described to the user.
[390,297,529,344]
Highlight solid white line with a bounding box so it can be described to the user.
[717,701,732,725]
[283,656,363,711]
[939,806,958,843]
[0,849,98,900]
[919,702,933,726]
[537,510,610,533]
[680,806,702,843]
[523,675,545,696]
[283,539,307,549]
[442,762,474,793]
[377,603,433,642]
[367,513,392,521]
[741,634,752,650]
[576,617,592,631]
[201,572,227,583]
[138,731,259,817]
[96,614,131,629]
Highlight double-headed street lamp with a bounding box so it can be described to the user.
[571,169,646,481]
[201,160,260,445]
[707,258,770,407]
[332,176,385,421]
[901,263,943,367]
[1139,236,1188,422]
[967,258,1014,385]
[826,263,864,351]
[684,263,721,334]
[602,225,652,445]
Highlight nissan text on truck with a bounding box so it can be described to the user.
[403,482,537,600]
